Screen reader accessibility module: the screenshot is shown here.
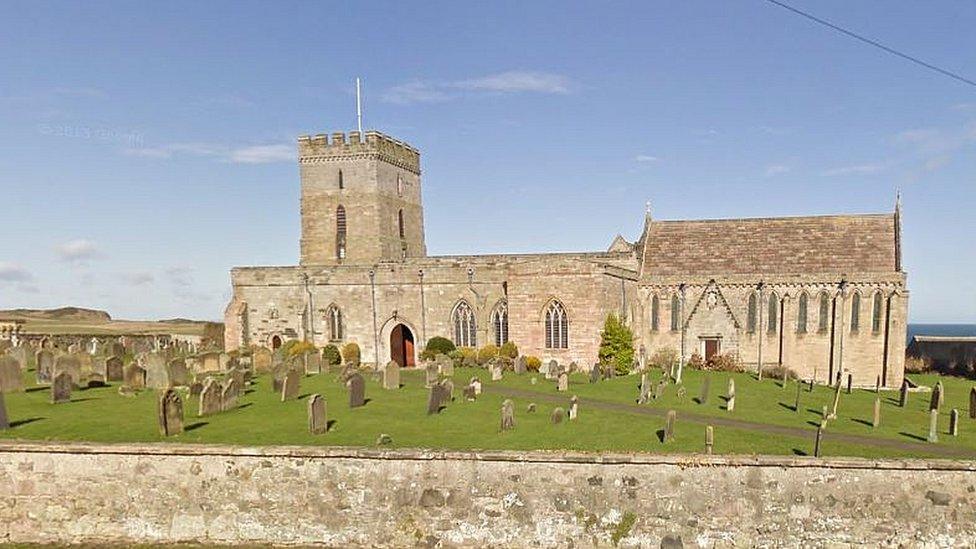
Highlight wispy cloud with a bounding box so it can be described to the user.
[125,142,293,164]
[121,272,154,286]
[634,154,659,163]
[764,164,791,177]
[0,262,33,282]
[56,239,101,263]
[893,120,976,174]
[381,71,573,105]
[821,163,885,177]
[228,144,293,164]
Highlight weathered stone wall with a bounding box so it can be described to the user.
[1,442,973,547]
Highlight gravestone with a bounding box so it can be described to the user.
[425,362,439,388]
[568,395,579,420]
[899,380,909,407]
[436,354,454,377]
[198,378,221,416]
[872,397,881,428]
[440,378,454,402]
[198,352,221,373]
[123,363,146,390]
[794,381,802,412]
[281,369,301,401]
[699,375,711,405]
[490,361,503,382]
[727,378,736,412]
[347,373,365,408]
[846,373,852,394]
[928,408,939,443]
[654,380,666,400]
[305,352,322,375]
[814,421,825,457]
[930,382,943,411]
[218,352,232,371]
[226,368,245,392]
[426,384,447,415]
[168,358,189,386]
[705,425,714,455]
[514,356,527,375]
[189,381,203,397]
[271,363,289,393]
[500,399,515,431]
[638,373,650,404]
[0,393,7,430]
[221,377,241,411]
[462,384,476,401]
[35,350,55,383]
[308,394,327,434]
[0,357,23,393]
[145,353,171,389]
[105,356,123,382]
[545,360,558,380]
[383,361,400,390]
[527,402,536,413]
[557,371,568,392]
[550,407,565,425]
[470,378,482,395]
[950,408,960,436]
[51,372,72,404]
[589,366,600,384]
[970,387,976,420]
[568,361,578,373]
[252,347,273,373]
[664,410,676,443]
[157,389,184,437]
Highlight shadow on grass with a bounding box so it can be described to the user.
[10,417,44,428]
[326,419,337,432]
[851,418,873,427]
[899,432,927,442]
[25,386,48,393]
[655,429,665,443]
[237,402,254,411]
[777,402,798,412]
[68,397,97,403]
[806,420,821,428]
[185,421,207,432]
[792,448,808,456]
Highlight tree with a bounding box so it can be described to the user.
[598,313,635,375]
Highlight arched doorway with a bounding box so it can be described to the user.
[389,324,415,368]
[270,335,282,350]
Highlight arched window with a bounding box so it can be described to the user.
[491,301,509,347]
[397,174,404,197]
[767,292,779,334]
[398,209,405,239]
[545,300,568,349]
[326,305,343,341]
[338,169,344,190]
[452,301,477,347]
[797,293,808,333]
[670,294,680,332]
[872,292,884,333]
[818,292,830,333]
[747,293,758,333]
[650,295,660,332]
[336,205,347,259]
[850,292,861,332]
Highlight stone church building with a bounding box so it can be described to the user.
[224,129,908,387]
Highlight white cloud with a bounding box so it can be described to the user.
[0,262,32,282]
[381,71,573,105]
[893,120,976,173]
[121,272,154,286]
[821,164,885,177]
[634,155,659,163]
[125,142,292,164]
[56,239,101,263]
[764,165,791,177]
[229,144,293,164]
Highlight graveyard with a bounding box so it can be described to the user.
[1,348,974,460]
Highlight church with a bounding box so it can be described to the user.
[224,129,908,387]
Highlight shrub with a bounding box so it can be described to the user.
[687,352,705,370]
[525,355,541,371]
[499,341,519,359]
[598,314,635,375]
[341,342,361,365]
[421,336,456,361]
[648,347,679,372]
[280,340,316,359]
[763,364,795,380]
[904,356,931,374]
[322,344,342,366]
[459,347,478,366]
[477,344,499,365]
[705,352,742,372]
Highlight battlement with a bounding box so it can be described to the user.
[297,130,420,174]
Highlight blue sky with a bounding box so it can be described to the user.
[0,1,974,322]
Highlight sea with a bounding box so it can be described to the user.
[907,323,976,344]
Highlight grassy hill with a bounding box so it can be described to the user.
[0,307,217,337]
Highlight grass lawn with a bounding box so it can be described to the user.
[1,361,973,460]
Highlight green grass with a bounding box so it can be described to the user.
[1,362,974,459]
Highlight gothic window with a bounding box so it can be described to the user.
[650,295,660,332]
[797,293,808,333]
[491,301,509,347]
[397,174,404,197]
[545,300,569,349]
[326,305,343,341]
[850,292,861,333]
[336,205,347,259]
[747,293,757,333]
[818,292,830,333]
[398,209,405,239]
[338,169,344,190]
[670,294,680,332]
[452,301,477,347]
[767,292,779,334]
[872,292,884,333]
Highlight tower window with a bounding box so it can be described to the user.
[452,301,477,347]
[545,300,569,349]
[747,293,757,333]
[818,292,830,333]
[397,174,403,197]
[336,205,347,260]
[398,209,405,239]
[326,305,343,341]
[338,170,344,190]
[872,292,884,333]
[670,294,680,332]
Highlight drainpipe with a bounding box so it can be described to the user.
[837,279,847,386]
[757,281,764,381]
[301,272,312,343]
[369,269,379,368]
[677,283,686,384]
[419,269,427,346]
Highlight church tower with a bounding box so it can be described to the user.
[297,130,427,265]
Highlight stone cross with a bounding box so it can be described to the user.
[950,408,960,437]
[928,408,939,443]
[568,395,579,420]
[198,378,221,416]
[51,372,72,404]
[383,361,400,390]
[550,407,565,425]
[347,373,365,408]
[872,397,881,428]
[557,371,568,392]
[308,394,327,434]
[500,399,515,431]
[705,425,714,455]
[663,410,676,443]
[157,389,184,437]
[899,380,909,408]
[281,369,301,402]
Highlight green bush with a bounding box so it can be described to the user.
[421,336,456,361]
[525,355,541,371]
[598,314,635,375]
[322,344,342,366]
[459,347,478,366]
[341,342,361,365]
[477,344,499,365]
[499,341,519,359]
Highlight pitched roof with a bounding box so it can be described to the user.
[639,213,898,277]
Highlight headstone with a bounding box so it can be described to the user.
[145,353,171,389]
[654,380,666,400]
[221,376,241,411]
[514,356,527,375]
[189,381,203,396]
[426,383,447,415]
[308,394,327,434]
[872,397,881,428]
[347,373,365,408]
[198,378,221,416]
[950,408,960,437]
[105,356,123,382]
[726,378,735,412]
[899,380,909,408]
[383,361,400,390]
[589,366,600,384]
[471,377,482,395]
[281,369,301,401]
[157,389,184,437]
[814,421,825,457]
[271,362,289,393]
[436,354,454,377]
[440,378,455,402]
[931,381,945,411]
[664,410,676,443]
[546,360,559,380]
[7,346,27,368]
[218,352,232,371]
[568,395,579,420]
[794,380,802,412]
[638,374,650,404]
[875,375,881,394]
[0,393,7,430]
[0,357,23,393]
[168,358,189,386]
[35,349,55,383]
[51,372,72,404]
[828,376,842,419]
[123,363,146,390]
[705,425,714,455]
[305,352,322,375]
[530,376,537,385]
[557,371,568,392]
[252,347,273,373]
[527,403,536,413]
[568,361,578,373]
[846,373,852,394]
[550,407,565,425]
[699,374,711,405]
[928,408,939,443]
[490,361,503,382]
[970,387,976,420]
[462,384,476,401]
[500,399,515,431]
[425,362,439,388]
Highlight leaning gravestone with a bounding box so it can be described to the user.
[500,399,515,431]
[557,371,568,392]
[440,378,454,402]
[970,387,976,420]
[221,377,241,411]
[35,349,55,384]
[198,378,221,416]
[0,357,23,393]
[589,366,600,384]
[514,356,527,375]
[308,394,327,434]
[347,373,365,408]
[550,407,565,425]
[281,369,301,402]
[51,372,72,404]
[145,353,171,389]
[425,362,439,388]
[168,358,189,386]
[383,361,400,390]
[569,395,579,420]
[157,389,184,437]
[426,384,447,415]
[930,382,943,411]
[490,361,503,382]
[105,356,123,382]
[305,351,322,375]
[123,363,146,390]
[899,379,909,407]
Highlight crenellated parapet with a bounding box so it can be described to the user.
[297,130,421,174]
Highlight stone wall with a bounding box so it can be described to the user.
[1,441,974,547]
